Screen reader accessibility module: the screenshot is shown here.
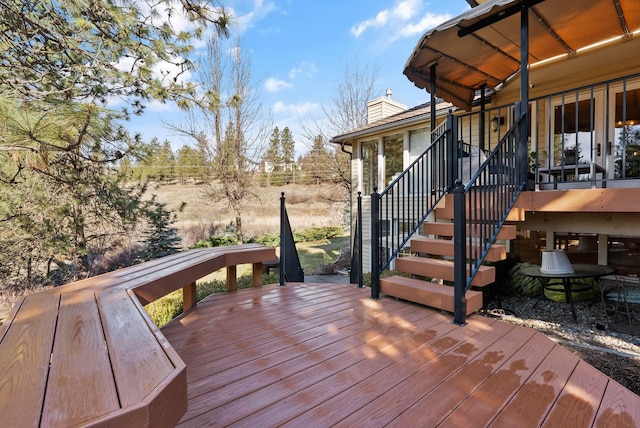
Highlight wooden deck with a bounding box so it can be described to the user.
[161,282,640,427]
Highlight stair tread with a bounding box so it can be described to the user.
[395,256,495,286]
[423,222,517,240]
[380,275,483,315]
[410,236,507,262]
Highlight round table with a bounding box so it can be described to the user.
[518,264,615,320]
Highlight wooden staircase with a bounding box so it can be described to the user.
[380,193,517,315]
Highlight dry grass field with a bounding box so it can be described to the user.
[146,181,349,248]
[0,182,348,323]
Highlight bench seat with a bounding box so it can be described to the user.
[0,244,276,427]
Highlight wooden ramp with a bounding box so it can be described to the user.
[161,282,640,427]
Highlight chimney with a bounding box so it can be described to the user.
[367,89,407,124]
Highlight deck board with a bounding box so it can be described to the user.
[441,331,555,426]
[161,282,640,427]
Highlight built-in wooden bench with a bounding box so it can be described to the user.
[0,244,276,428]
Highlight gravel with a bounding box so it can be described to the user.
[481,294,640,396]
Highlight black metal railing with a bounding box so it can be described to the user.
[452,106,528,324]
[279,192,304,284]
[527,72,640,189]
[371,118,453,299]
[350,192,363,287]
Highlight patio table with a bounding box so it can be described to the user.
[519,264,615,320]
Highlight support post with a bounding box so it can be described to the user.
[453,180,467,326]
[226,265,237,291]
[430,63,437,134]
[480,84,486,151]
[350,191,363,288]
[252,262,264,287]
[279,192,286,286]
[371,187,380,299]
[520,3,530,185]
[447,113,458,189]
[183,282,197,312]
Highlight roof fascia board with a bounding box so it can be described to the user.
[330,108,454,145]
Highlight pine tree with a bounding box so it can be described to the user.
[139,201,182,262]
[265,127,285,186]
[265,127,282,169]
[0,0,229,285]
[281,127,295,183]
[301,134,329,184]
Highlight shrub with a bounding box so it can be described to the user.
[145,272,281,327]
[192,234,238,248]
[241,226,345,248]
[284,191,311,205]
[293,226,343,242]
[251,232,280,247]
[506,263,544,296]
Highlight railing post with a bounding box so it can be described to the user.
[371,187,380,299]
[351,191,363,288]
[447,112,458,189]
[453,179,467,326]
[279,192,286,286]
[515,101,528,187]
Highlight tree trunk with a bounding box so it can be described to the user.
[235,213,243,245]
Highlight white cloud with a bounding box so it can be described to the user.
[288,61,320,80]
[351,0,421,37]
[351,10,390,37]
[393,0,421,20]
[397,12,450,38]
[351,0,449,40]
[272,101,320,116]
[232,0,277,33]
[265,77,293,93]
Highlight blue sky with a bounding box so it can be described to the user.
[128,0,472,155]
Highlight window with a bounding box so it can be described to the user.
[409,128,429,159]
[614,87,640,178]
[384,133,403,185]
[553,98,594,166]
[361,139,378,194]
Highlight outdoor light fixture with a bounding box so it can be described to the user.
[491,116,504,132]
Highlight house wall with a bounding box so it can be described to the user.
[509,188,640,274]
[351,124,425,273]
[367,96,407,124]
[344,30,640,278]
[494,34,640,170]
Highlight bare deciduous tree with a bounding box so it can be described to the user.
[300,57,379,196]
[324,58,379,136]
[171,36,270,243]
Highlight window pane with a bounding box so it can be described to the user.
[384,134,403,185]
[361,139,377,194]
[409,128,429,159]
[614,88,640,178]
[553,98,594,166]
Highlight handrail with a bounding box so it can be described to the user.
[452,108,528,324]
[371,114,454,298]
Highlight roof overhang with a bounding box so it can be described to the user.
[330,102,454,145]
[404,0,640,110]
